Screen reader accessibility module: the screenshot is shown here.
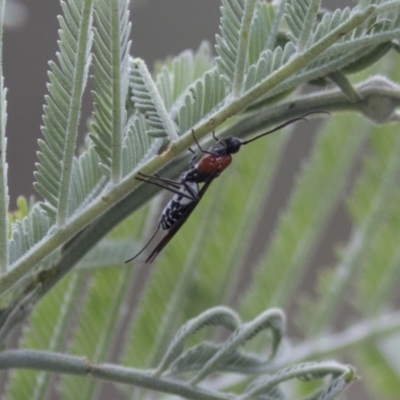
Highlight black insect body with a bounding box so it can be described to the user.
[126,111,326,263]
[159,180,199,230]
[125,172,214,264]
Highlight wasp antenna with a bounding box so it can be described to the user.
[125,227,160,263]
[241,111,329,145]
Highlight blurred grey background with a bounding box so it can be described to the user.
[3,1,372,399]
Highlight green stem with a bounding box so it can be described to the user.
[321,31,400,60]
[0,350,233,400]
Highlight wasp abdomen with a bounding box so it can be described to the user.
[159,182,199,230]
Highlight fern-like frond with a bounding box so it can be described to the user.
[300,5,395,77]
[90,0,131,181]
[177,68,227,134]
[243,362,354,400]
[243,42,296,92]
[215,0,245,84]
[7,138,104,277]
[216,0,257,94]
[122,44,215,171]
[67,140,106,217]
[190,308,284,385]
[155,306,241,376]
[121,114,158,177]
[246,3,400,102]
[247,1,275,66]
[130,58,178,139]
[285,0,321,50]
[169,342,272,375]
[34,0,94,224]
[156,42,214,118]
[8,204,56,266]
[1,305,356,400]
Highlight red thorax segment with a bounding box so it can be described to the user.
[196,154,232,176]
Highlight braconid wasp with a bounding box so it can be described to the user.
[126,111,327,263]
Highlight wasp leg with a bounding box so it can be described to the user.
[212,130,224,145]
[188,147,197,168]
[191,129,214,156]
[136,177,198,201]
[137,172,182,189]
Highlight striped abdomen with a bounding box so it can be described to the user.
[159,181,199,230]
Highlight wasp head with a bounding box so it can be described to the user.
[223,137,243,154]
[209,137,242,155]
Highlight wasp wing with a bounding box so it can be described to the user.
[145,174,217,263]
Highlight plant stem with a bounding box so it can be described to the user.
[0,350,233,400]
[3,311,400,397]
